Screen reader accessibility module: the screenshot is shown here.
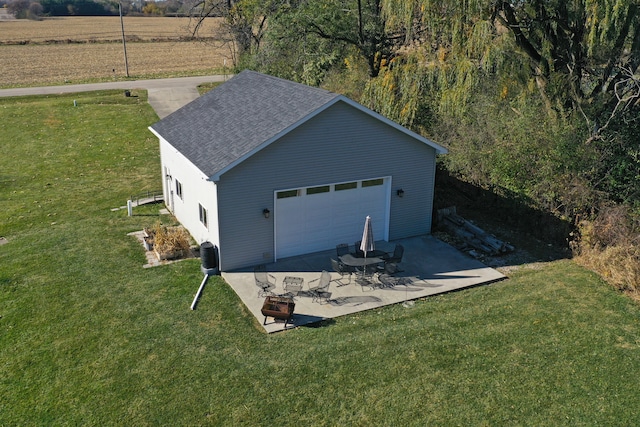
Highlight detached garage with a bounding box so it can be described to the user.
[149,70,447,271]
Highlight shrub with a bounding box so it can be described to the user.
[572,205,640,297]
[149,221,191,256]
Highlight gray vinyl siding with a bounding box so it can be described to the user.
[216,101,437,271]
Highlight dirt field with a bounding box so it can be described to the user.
[0,17,233,86]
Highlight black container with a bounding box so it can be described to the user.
[200,242,218,269]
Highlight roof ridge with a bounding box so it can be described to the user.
[150,70,446,179]
[236,69,336,96]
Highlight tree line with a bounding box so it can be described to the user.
[3,0,115,18]
[188,0,639,292]
[1,0,188,18]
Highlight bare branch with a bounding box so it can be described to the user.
[586,66,640,144]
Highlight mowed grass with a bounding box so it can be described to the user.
[0,17,231,87]
[2,92,640,425]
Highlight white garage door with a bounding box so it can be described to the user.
[275,177,390,259]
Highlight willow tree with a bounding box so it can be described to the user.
[360,0,640,220]
[367,0,640,134]
[362,0,510,125]
[488,0,640,206]
[490,0,640,137]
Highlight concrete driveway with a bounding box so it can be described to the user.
[0,75,230,118]
[222,235,506,333]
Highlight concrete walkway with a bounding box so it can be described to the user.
[0,75,230,118]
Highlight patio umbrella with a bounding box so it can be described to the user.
[360,215,375,255]
[360,216,375,276]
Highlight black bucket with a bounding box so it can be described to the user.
[200,242,218,269]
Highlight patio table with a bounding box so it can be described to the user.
[353,249,388,259]
[340,254,385,287]
[340,254,384,267]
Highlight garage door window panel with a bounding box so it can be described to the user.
[277,189,300,199]
[335,182,357,191]
[362,178,384,187]
[307,185,330,195]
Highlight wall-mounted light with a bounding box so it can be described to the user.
[396,189,405,197]
[263,208,271,218]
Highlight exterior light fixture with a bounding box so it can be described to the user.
[396,189,405,197]
[263,208,271,218]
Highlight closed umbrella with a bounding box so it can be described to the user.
[360,215,375,255]
[360,216,375,277]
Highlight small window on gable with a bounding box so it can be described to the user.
[175,179,183,200]
[199,203,208,228]
[335,182,357,191]
[362,178,384,187]
[306,185,330,195]
[277,189,300,199]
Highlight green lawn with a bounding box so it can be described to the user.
[1,92,640,426]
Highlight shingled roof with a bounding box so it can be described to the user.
[149,70,340,179]
[149,70,446,180]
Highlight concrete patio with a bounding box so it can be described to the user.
[222,235,507,333]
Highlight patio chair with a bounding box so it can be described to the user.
[386,244,404,264]
[336,243,350,258]
[381,262,402,275]
[308,270,331,303]
[377,273,398,289]
[254,265,276,297]
[330,258,355,286]
[355,269,378,291]
[354,241,364,257]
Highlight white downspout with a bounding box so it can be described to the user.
[190,275,209,310]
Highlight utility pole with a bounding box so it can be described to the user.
[119,2,129,77]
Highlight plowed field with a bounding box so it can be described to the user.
[0,17,232,86]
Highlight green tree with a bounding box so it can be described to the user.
[291,0,393,77]
[369,0,639,130]
[250,0,422,79]
[359,0,639,208]
[489,1,640,132]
